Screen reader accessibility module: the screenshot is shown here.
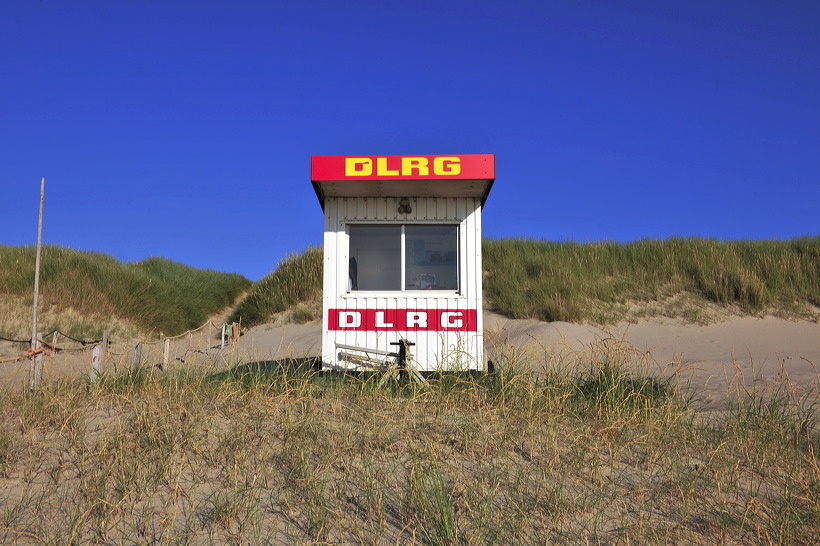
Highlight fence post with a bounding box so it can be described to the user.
[163,338,171,369]
[32,353,43,389]
[208,321,213,353]
[29,332,43,391]
[232,323,240,347]
[29,178,45,391]
[101,330,108,373]
[91,344,102,383]
[221,324,227,349]
[134,342,142,366]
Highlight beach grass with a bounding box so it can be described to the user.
[227,237,820,328]
[0,338,817,543]
[0,245,251,340]
[226,246,323,327]
[483,236,820,323]
[4,238,817,340]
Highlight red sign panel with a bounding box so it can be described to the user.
[312,154,494,181]
[328,308,478,332]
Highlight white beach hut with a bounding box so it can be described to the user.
[311,154,495,373]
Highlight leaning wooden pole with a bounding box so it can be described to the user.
[29,177,45,390]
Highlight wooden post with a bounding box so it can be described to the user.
[208,321,213,353]
[28,178,45,391]
[91,344,102,383]
[101,330,108,373]
[221,324,227,349]
[30,332,43,390]
[134,342,143,365]
[32,353,43,389]
[163,338,171,369]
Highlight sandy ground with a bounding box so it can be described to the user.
[483,312,820,410]
[229,313,820,410]
[2,314,818,410]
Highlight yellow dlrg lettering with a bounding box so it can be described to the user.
[345,158,372,176]
[401,157,429,176]
[376,157,399,176]
[433,156,461,175]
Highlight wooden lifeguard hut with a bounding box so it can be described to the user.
[311,154,495,372]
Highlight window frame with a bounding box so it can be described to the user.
[346,222,461,295]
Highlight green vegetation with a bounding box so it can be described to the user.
[3,237,818,340]
[0,340,816,543]
[0,245,251,339]
[227,246,323,327]
[228,237,820,328]
[483,236,820,323]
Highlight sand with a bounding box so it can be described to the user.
[2,313,818,410]
[229,312,819,410]
[484,312,820,410]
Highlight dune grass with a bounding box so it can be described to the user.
[0,245,251,339]
[483,236,820,323]
[0,339,816,543]
[2,237,817,339]
[227,247,323,327]
[227,237,820,328]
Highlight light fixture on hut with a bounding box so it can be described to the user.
[398,198,412,214]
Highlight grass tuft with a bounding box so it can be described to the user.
[571,336,678,419]
[405,462,460,545]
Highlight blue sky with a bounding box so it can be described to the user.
[2,0,818,280]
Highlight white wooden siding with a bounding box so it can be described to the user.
[321,196,484,372]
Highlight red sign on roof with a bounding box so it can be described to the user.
[311,154,494,181]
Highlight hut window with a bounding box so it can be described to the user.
[404,225,459,290]
[348,224,459,292]
[348,225,402,291]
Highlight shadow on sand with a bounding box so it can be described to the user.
[209,357,323,382]
[209,357,491,388]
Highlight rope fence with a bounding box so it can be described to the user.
[0,319,243,387]
[0,330,101,348]
[0,334,34,344]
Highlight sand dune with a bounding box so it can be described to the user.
[230,312,819,410]
[3,313,818,410]
[483,312,820,410]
